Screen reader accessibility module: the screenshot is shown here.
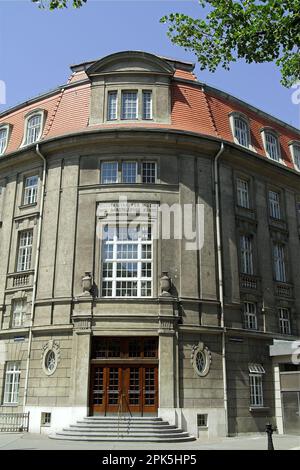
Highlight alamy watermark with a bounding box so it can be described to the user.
[292,340,300,365]
[96,196,205,251]
[291,80,300,128]
[0,80,6,105]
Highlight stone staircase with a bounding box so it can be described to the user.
[49,416,196,442]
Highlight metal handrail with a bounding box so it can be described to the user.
[117,392,132,440]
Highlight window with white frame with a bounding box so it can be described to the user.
[121,91,138,120]
[101,224,153,298]
[3,362,21,405]
[17,230,33,272]
[279,308,291,335]
[107,91,118,121]
[0,126,8,155]
[100,160,157,184]
[236,178,250,208]
[244,302,257,330]
[101,162,118,184]
[240,235,254,275]
[142,162,156,184]
[122,162,137,183]
[268,190,281,219]
[264,131,280,162]
[12,299,26,328]
[273,243,286,282]
[25,113,42,145]
[23,175,38,205]
[291,144,300,170]
[249,363,265,407]
[142,91,152,120]
[233,116,249,148]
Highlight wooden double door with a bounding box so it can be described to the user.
[90,364,158,415]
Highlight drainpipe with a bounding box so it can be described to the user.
[213,142,229,436]
[23,143,47,408]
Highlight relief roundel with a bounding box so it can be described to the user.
[191,342,212,377]
[41,340,60,376]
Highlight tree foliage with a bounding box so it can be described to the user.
[161,0,300,87]
[32,0,86,9]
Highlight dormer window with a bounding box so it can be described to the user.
[0,125,9,155]
[22,110,45,147]
[289,141,300,171]
[142,91,152,120]
[230,114,250,148]
[121,91,138,120]
[105,89,155,122]
[261,129,281,162]
[107,91,118,121]
[26,114,42,145]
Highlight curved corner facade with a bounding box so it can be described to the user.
[0,51,299,438]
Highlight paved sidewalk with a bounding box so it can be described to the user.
[0,433,299,450]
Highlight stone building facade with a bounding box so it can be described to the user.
[0,51,299,438]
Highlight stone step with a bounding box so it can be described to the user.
[50,434,196,443]
[64,427,184,434]
[82,417,163,423]
[49,416,196,442]
[73,422,175,429]
[70,424,178,430]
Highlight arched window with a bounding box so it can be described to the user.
[229,113,250,148]
[25,113,42,145]
[262,129,280,162]
[234,116,249,148]
[0,125,9,155]
[289,141,300,171]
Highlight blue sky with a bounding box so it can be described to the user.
[0,0,299,129]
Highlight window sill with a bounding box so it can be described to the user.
[1,403,19,407]
[249,406,269,412]
[19,202,37,210]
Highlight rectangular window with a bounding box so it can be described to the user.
[23,175,38,205]
[102,224,153,298]
[197,414,208,427]
[249,373,264,407]
[240,235,254,275]
[142,91,152,120]
[121,91,138,120]
[25,114,42,145]
[279,308,291,335]
[101,162,118,184]
[237,178,250,208]
[273,243,286,282]
[269,190,281,219]
[122,162,137,183]
[17,230,33,272]
[244,302,257,330]
[142,162,156,184]
[0,127,8,155]
[265,132,280,161]
[41,412,51,426]
[3,362,21,405]
[107,91,118,120]
[12,299,26,328]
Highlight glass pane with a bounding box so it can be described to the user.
[101,162,118,184]
[121,92,138,120]
[122,162,137,183]
[93,367,104,405]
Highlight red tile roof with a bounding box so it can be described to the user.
[0,57,299,173]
